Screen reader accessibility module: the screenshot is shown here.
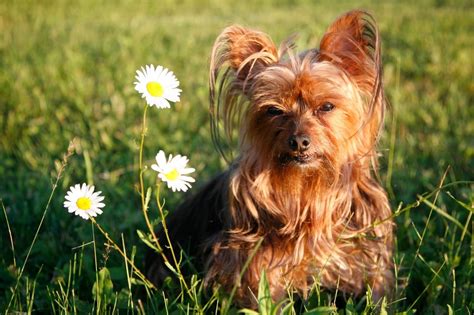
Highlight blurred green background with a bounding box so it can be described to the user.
[0,0,473,313]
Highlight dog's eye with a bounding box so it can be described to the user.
[266,106,284,116]
[318,102,335,113]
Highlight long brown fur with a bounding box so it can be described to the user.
[146,10,394,308]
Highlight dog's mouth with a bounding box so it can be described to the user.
[278,153,316,166]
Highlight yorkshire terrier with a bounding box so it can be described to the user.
[146,10,394,308]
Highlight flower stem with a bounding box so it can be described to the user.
[138,104,166,260]
[155,183,193,299]
[90,218,155,289]
[91,221,100,314]
[139,104,148,214]
[137,103,194,302]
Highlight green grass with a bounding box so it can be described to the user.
[0,0,473,313]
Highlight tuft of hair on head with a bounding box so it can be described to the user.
[209,25,280,162]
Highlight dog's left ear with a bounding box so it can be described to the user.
[319,10,382,94]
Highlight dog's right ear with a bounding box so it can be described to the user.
[210,25,278,91]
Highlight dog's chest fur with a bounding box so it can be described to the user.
[203,168,393,307]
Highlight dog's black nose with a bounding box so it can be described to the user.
[288,134,311,152]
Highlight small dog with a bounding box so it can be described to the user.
[146,10,394,308]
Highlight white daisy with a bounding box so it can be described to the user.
[151,150,195,192]
[64,183,105,220]
[134,64,181,108]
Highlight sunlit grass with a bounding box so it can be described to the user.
[0,0,473,313]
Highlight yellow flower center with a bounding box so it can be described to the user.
[146,81,164,97]
[164,169,180,181]
[76,197,92,210]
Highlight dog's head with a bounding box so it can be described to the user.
[210,10,385,177]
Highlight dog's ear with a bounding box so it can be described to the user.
[210,25,278,90]
[320,11,385,151]
[209,26,279,162]
[319,10,381,94]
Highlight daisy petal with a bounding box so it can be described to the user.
[180,175,195,183]
[156,151,167,169]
